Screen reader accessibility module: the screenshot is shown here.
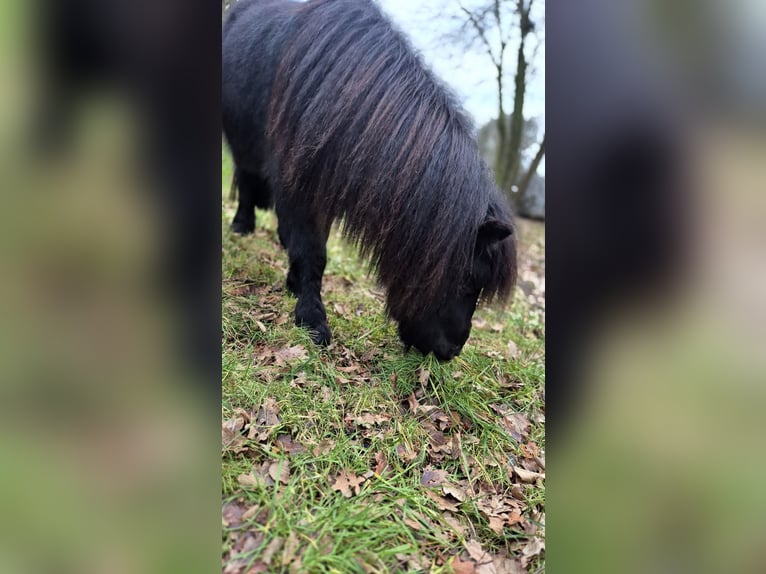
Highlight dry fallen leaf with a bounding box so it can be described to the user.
[237,472,265,490]
[406,392,419,412]
[451,555,477,574]
[428,429,452,460]
[348,412,391,427]
[402,516,422,531]
[395,553,429,572]
[443,483,468,502]
[418,368,431,385]
[491,557,526,574]
[229,282,266,298]
[520,536,545,568]
[281,532,301,566]
[419,405,453,431]
[222,416,248,453]
[290,371,308,388]
[236,461,279,490]
[248,398,280,441]
[268,461,290,485]
[310,438,335,456]
[452,432,463,457]
[421,468,449,488]
[443,512,468,536]
[273,345,308,364]
[222,501,247,529]
[276,434,307,455]
[520,441,539,459]
[225,554,268,574]
[261,536,283,565]
[506,508,524,526]
[396,443,418,463]
[373,451,389,476]
[488,515,505,535]
[491,406,530,442]
[465,540,493,566]
[331,469,365,497]
[241,505,267,524]
[425,490,460,512]
[513,466,545,484]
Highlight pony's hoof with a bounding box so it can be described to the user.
[231,220,255,235]
[309,323,331,346]
[295,301,329,344]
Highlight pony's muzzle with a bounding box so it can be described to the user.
[433,343,462,362]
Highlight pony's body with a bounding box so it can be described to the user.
[223,0,517,359]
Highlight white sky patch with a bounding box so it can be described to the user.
[377,0,545,131]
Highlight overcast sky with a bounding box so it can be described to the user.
[377,0,545,131]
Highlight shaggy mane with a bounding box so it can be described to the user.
[267,0,515,318]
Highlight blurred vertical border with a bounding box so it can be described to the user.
[0,1,221,572]
[547,0,766,572]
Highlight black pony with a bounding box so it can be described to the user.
[222,0,517,360]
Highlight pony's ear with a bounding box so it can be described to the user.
[478,218,513,245]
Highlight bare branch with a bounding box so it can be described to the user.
[457,1,500,68]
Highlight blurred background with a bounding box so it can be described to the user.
[0,1,220,573]
[545,1,766,573]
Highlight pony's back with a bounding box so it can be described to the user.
[222,0,297,175]
[267,0,512,317]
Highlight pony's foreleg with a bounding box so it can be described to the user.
[231,168,272,234]
[278,209,331,346]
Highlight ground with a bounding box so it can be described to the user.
[221,150,545,573]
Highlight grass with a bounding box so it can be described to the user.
[221,148,545,573]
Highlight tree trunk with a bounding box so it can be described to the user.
[503,33,527,191]
[494,66,507,186]
[516,133,545,198]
